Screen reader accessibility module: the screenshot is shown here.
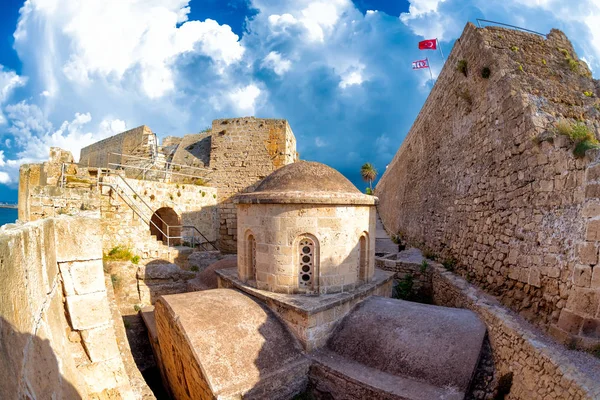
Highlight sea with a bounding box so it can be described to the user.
[0,207,18,226]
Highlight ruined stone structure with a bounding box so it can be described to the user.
[151,161,487,399]
[75,117,298,252]
[79,125,157,169]
[377,23,600,349]
[0,216,136,399]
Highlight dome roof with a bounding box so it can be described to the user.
[236,161,377,205]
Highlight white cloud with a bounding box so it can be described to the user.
[262,51,292,75]
[0,102,128,185]
[315,137,327,147]
[0,172,10,184]
[267,0,352,42]
[0,66,27,124]
[226,84,262,115]
[340,70,364,88]
[15,0,244,99]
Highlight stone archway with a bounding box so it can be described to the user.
[150,207,181,246]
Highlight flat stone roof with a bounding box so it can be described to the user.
[216,268,394,315]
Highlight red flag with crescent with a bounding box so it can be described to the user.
[412,59,429,69]
[418,39,437,50]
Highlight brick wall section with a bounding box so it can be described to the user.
[79,125,156,168]
[0,216,135,398]
[209,117,298,252]
[376,23,600,346]
[432,265,600,400]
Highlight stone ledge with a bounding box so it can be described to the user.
[216,268,394,316]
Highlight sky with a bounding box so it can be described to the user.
[0,0,600,203]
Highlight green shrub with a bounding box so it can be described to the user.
[481,67,491,79]
[457,88,473,106]
[213,194,216,199]
[442,257,457,271]
[133,304,142,312]
[555,120,599,158]
[584,91,593,97]
[365,187,373,195]
[104,245,133,261]
[542,59,547,65]
[456,59,468,76]
[510,46,519,52]
[201,191,206,197]
[420,260,429,273]
[131,255,140,264]
[423,249,436,260]
[177,191,182,197]
[393,274,414,300]
[169,194,174,201]
[190,265,199,272]
[133,194,137,200]
[518,64,524,72]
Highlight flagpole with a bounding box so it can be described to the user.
[437,38,445,61]
[427,57,433,81]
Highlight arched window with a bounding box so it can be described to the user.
[247,234,256,281]
[358,234,368,282]
[298,237,316,289]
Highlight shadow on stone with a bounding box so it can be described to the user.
[0,317,83,399]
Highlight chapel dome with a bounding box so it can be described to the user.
[236,161,377,205]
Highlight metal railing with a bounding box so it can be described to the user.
[102,172,218,251]
[476,19,547,38]
[107,152,212,183]
[59,162,218,252]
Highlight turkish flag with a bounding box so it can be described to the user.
[418,39,437,50]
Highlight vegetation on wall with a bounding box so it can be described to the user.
[555,120,599,158]
[456,59,468,76]
[481,67,491,79]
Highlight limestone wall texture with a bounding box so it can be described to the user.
[0,215,135,399]
[433,265,600,400]
[236,203,375,294]
[376,23,600,347]
[209,117,298,252]
[100,175,218,255]
[79,125,156,168]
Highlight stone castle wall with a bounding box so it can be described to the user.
[100,176,218,254]
[79,125,156,168]
[376,24,600,347]
[209,117,298,252]
[0,216,134,399]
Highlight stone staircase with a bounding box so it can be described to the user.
[137,229,194,263]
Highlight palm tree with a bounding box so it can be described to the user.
[360,162,378,193]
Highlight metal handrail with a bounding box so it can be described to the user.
[60,161,218,252]
[476,19,547,38]
[107,162,212,182]
[109,152,212,173]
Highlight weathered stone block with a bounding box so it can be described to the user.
[565,288,600,317]
[585,220,600,241]
[592,267,600,289]
[577,242,598,265]
[77,357,130,394]
[555,310,582,335]
[54,217,102,262]
[60,260,106,296]
[81,325,121,362]
[66,292,112,330]
[572,264,592,288]
[580,318,600,338]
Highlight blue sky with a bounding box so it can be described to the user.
[0,0,599,203]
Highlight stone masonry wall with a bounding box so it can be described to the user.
[0,215,134,399]
[376,23,600,346]
[236,203,376,294]
[100,175,218,255]
[432,265,600,400]
[209,117,298,252]
[79,125,156,168]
